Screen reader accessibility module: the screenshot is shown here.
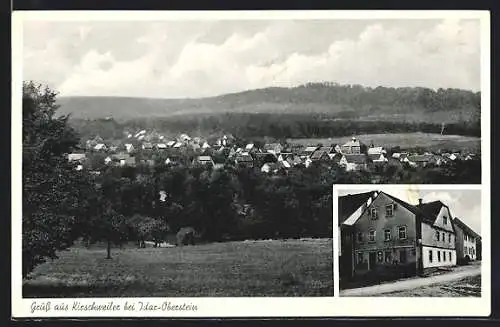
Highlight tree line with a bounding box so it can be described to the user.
[71,112,480,143]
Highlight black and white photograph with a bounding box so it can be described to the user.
[337,185,482,297]
[12,10,490,317]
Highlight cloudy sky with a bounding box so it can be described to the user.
[338,188,482,234]
[22,18,480,99]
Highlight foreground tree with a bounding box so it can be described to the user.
[22,81,91,277]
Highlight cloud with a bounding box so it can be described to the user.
[23,19,481,98]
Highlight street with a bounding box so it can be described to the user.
[340,263,481,297]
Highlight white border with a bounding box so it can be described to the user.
[11,10,491,318]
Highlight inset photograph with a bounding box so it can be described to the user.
[337,185,481,297]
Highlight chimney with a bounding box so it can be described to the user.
[418,198,423,206]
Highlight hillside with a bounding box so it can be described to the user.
[57,83,481,124]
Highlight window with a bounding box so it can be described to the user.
[437,251,441,262]
[429,250,433,263]
[357,232,363,242]
[442,232,445,242]
[449,252,452,261]
[357,252,363,265]
[384,229,391,241]
[377,251,383,263]
[398,226,407,240]
[436,230,440,241]
[400,249,407,263]
[370,208,378,219]
[448,233,451,243]
[464,246,468,254]
[443,252,446,261]
[443,216,448,225]
[385,204,394,217]
[385,251,392,263]
[368,230,376,242]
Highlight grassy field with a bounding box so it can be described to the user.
[288,132,480,152]
[23,238,333,298]
[382,275,481,297]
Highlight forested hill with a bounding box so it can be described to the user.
[57,83,480,124]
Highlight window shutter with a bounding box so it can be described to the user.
[393,203,397,210]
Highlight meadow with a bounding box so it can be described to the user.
[288,132,481,152]
[23,238,334,298]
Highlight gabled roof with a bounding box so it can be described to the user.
[339,191,378,225]
[197,155,213,162]
[367,147,384,155]
[236,153,253,162]
[310,150,330,160]
[344,154,368,164]
[368,153,385,161]
[304,146,318,152]
[453,217,481,239]
[318,146,333,153]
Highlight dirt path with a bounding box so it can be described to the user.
[340,264,481,297]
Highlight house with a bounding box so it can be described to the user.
[179,134,191,142]
[245,143,255,152]
[367,147,387,163]
[286,155,303,167]
[173,142,183,149]
[342,154,369,171]
[166,140,176,147]
[94,143,107,151]
[261,162,278,173]
[124,143,135,153]
[263,143,283,154]
[301,146,318,158]
[140,159,155,167]
[367,146,386,156]
[235,152,254,167]
[464,153,477,161]
[104,156,112,165]
[156,143,167,150]
[453,217,480,263]
[407,154,436,168]
[202,142,211,150]
[110,153,131,166]
[123,157,136,167]
[193,155,215,167]
[368,153,388,164]
[67,153,87,163]
[142,142,153,150]
[339,191,457,281]
[254,152,278,167]
[310,149,332,162]
[341,137,362,154]
[332,144,342,153]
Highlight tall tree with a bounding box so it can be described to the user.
[22,81,90,277]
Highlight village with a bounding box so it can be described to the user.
[338,190,481,296]
[67,128,480,176]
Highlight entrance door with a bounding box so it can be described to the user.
[369,252,377,270]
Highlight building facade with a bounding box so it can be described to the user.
[453,217,480,262]
[339,191,458,281]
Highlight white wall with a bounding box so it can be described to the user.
[422,246,456,268]
[464,236,477,260]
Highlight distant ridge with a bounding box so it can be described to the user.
[56,83,480,123]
